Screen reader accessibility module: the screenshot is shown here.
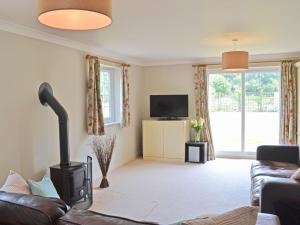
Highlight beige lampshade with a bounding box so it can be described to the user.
[38,0,112,30]
[222,51,249,71]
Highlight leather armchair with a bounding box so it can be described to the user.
[256,145,300,225]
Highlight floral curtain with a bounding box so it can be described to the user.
[280,61,298,144]
[86,55,105,135]
[194,66,215,160]
[122,65,130,127]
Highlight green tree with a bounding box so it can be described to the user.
[211,75,232,111]
[224,73,241,111]
[245,72,279,112]
[245,72,279,94]
[211,75,231,97]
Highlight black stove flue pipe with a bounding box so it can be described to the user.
[38,82,70,167]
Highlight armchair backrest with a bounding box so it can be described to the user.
[257,145,299,165]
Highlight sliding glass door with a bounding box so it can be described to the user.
[208,73,242,152]
[208,67,280,155]
[244,70,280,152]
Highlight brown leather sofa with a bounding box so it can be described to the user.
[251,145,300,225]
[0,191,158,225]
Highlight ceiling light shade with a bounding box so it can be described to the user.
[38,0,112,30]
[222,51,249,71]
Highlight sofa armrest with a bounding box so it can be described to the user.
[256,145,299,164]
[57,209,160,225]
[260,180,300,214]
[0,191,67,225]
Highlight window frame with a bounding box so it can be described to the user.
[100,65,121,125]
[207,66,281,157]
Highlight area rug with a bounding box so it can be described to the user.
[90,159,252,224]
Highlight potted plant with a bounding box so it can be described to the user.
[190,117,205,142]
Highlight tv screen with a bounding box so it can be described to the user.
[150,95,188,118]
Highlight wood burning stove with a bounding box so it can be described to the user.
[49,160,91,206]
[38,83,92,208]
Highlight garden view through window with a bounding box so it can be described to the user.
[100,68,113,123]
[100,65,122,124]
[208,68,280,153]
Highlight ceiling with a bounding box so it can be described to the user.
[1,0,300,65]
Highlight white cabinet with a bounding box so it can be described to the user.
[143,121,164,158]
[143,120,189,162]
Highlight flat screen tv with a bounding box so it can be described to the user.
[150,95,188,118]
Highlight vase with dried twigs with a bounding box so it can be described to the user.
[91,135,116,188]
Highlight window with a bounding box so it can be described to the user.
[100,65,122,124]
[208,67,280,155]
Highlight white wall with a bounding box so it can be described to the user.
[142,64,195,119]
[0,30,143,184]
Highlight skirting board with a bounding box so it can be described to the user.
[143,156,184,163]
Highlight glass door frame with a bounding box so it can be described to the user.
[207,66,281,158]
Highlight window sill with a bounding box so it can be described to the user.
[104,122,121,127]
[216,151,255,159]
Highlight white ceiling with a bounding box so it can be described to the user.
[1,0,300,65]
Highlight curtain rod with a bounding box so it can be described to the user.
[86,54,130,67]
[192,59,300,67]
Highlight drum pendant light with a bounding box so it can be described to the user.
[222,39,248,71]
[38,0,112,30]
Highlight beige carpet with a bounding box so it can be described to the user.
[91,158,252,224]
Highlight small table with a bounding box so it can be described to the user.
[185,141,208,163]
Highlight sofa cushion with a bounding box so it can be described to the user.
[179,207,258,225]
[256,213,280,225]
[28,176,60,199]
[0,170,30,195]
[0,191,67,225]
[291,168,300,180]
[251,175,299,206]
[251,175,270,206]
[251,161,298,179]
